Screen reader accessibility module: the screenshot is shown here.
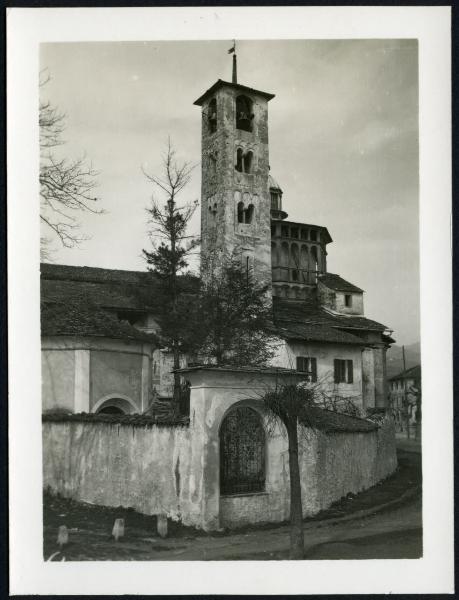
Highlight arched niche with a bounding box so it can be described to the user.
[92,394,138,415]
[219,405,265,495]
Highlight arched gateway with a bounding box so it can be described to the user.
[219,406,265,495]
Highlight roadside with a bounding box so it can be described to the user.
[43,447,421,561]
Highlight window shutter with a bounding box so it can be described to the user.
[334,359,340,383]
[311,358,317,382]
[347,360,353,383]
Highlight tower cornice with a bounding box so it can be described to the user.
[193,79,275,106]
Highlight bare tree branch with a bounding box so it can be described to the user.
[39,71,104,253]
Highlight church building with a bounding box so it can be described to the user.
[41,69,394,416]
[41,61,398,531]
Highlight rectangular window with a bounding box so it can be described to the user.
[270,193,279,210]
[344,294,352,307]
[310,230,317,241]
[296,356,317,382]
[290,227,299,239]
[281,225,289,237]
[334,359,353,383]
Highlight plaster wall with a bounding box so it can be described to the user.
[41,337,153,414]
[315,418,397,512]
[42,421,192,520]
[42,350,75,412]
[317,282,364,315]
[271,340,363,402]
[90,351,143,411]
[42,369,397,531]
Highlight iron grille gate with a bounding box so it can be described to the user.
[219,406,265,495]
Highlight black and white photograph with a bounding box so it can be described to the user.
[8,6,453,596]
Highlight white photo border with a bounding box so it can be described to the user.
[7,6,453,595]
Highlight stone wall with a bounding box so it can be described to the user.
[42,369,397,531]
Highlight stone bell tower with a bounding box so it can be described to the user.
[194,71,275,291]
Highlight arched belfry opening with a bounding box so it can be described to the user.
[236,95,253,132]
[220,406,265,495]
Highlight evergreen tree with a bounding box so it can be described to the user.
[197,256,278,366]
[142,140,199,410]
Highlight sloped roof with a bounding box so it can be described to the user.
[274,322,365,345]
[388,364,421,382]
[41,301,157,342]
[318,273,364,293]
[41,263,198,312]
[193,79,275,106]
[302,407,378,433]
[273,297,387,336]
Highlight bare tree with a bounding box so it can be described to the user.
[142,139,199,410]
[261,381,322,559]
[39,70,102,258]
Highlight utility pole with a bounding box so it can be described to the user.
[402,345,410,440]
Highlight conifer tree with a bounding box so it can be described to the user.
[142,140,199,410]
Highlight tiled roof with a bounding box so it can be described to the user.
[41,263,198,311]
[41,301,157,342]
[388,364,421,382]
[318,273,364,293]
[302,407,378,433]
[274,322,365,345]
[273,298,387,337]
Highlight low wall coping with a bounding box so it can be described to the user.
[42,412,189,428]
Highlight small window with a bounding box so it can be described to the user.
[235,148,243,172]
[296,357,317,382]
[210,155,217,176]
[243,151,253,174]
[245,204,254,224]
[271,193,279,210]
[237,201,244,224]
[344,294,352,307]
[281,225,289,237]
[310,230,317,241]
[334,359,354,384]
[290,227,299,239]
[208,98,217,133]
[291,269,299,282]
[271,224,277,236]
[300,229,308,240]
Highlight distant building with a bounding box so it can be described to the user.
[389,365,421,431]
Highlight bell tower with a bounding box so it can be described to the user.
[194,75,275,291]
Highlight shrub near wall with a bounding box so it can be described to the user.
[42,414,193,521]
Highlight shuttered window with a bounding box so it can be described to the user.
[296,356,317,382]
[334,359,353,383]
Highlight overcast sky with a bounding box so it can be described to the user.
[40,39,419,345]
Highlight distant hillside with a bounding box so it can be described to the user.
[386,341,421,379]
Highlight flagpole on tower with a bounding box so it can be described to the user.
[228,40,237,84]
